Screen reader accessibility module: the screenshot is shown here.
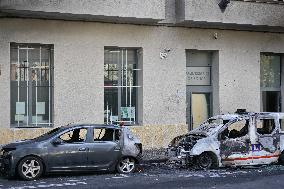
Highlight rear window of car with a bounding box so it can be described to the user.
[256,119,275,135]
[93,128,120,141]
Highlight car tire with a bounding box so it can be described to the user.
[116,157,136,174]
[17,156,44,181]
[196,152,217,169]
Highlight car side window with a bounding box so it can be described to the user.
[59,128,87,143]
[256,119,275,135]
[221,120,248,140]
[93,128,116,141]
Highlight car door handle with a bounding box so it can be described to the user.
[79,147,87,151]
[114,146,121,151]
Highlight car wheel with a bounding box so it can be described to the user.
[196,152,215,169]
[17,156,43,180]
[116,157,136,174]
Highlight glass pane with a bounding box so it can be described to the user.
[31,86,50,124]
[262,91,281,112]
[19,49,28,81]
[104,88,118,124]
[104,64,118,86]
[31,47,51,125]
[260,54,281,88]
[192,93,211,129]
[280,119,284,131]
[59,128,87,143]
[224,120,248,139]
[10,84,28,125]
[10,45,29,126]
[121,87,137,123]
[11,47,18,81]
[93,128,114,141]
[256,119,275,135]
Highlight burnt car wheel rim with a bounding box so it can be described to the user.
[118,158,135,173]
[199,154,212,168]
[22,159,41,179]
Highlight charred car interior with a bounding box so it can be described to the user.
[167,112,284,169]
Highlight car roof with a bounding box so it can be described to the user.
[59,124,121,130]
[212,112,284,120]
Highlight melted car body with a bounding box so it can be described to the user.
[0,125,142,180]
[168,112,284,168]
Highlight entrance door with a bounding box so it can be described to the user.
[186,50,214,130]
[260,53,282,112]
[187,92,211,130]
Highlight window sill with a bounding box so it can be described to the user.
[10,125,53,129]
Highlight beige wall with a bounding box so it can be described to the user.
[0,0,165,23]
[177,0,284,32]
[0,18,284,148]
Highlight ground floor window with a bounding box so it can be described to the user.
[260,53,282,112]
[10,43,54,127]
[104,48,142,125]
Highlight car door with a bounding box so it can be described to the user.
[47,127,89,171]
[85,127,121,170]
[219,118,253,166]
[252,116,280,165]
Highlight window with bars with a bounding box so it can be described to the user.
[104,48,142,125]
[10,43,54,127]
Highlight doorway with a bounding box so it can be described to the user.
[186,50,213,130]
[260,53,282,112]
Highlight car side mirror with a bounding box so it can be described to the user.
[52,138,63,145]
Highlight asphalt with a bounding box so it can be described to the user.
[1,163,284,189]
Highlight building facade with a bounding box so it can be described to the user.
[0,0,284,158]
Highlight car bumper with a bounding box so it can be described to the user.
[0,156,12,176]
[136,153,143,163]
[166,148,196,165]
[0,157,6,175]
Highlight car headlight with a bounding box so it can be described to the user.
[1,148,16,156]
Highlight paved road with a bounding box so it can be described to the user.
[1,163,284,189]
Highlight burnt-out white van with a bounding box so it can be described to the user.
[167,111,284,168]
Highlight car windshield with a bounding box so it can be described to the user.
[33,127,63,141]
[190,118,228,136]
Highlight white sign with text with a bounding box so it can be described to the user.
[186,67,211,86]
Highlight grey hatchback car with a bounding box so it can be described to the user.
[0,124,142,180]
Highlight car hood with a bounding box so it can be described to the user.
[169,133,206,148]
[189,124,223,136]
[1,139,37,149]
